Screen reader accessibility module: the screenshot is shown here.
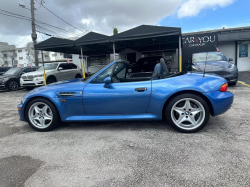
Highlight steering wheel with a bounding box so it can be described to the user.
[112,75,120,83]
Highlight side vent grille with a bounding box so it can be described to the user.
[59,92,82,96]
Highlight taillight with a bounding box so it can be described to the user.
[220,83,228,92]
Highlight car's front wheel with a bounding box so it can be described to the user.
[8,80,19,91]
[165,94,210,133]
[25,98,60,131]
[47,76,57,85]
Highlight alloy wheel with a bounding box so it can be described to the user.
[9,81,18,91]
[171,98,205,130]
[28,102,53,129]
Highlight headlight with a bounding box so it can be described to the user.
[21,98,26,104]
[192,65,198,71]
[34,74,43,78]
[3,78,9,82]
[229,63,235,70]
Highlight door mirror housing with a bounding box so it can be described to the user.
[58,67,63,71]
[103,77,111,88]
[228,58,233,62]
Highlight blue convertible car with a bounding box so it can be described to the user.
[18,58,233,133]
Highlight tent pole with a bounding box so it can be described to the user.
[41,50,46,85]
[113,42,116,61]
[86,56,88,74]
[179,35,182,72]
[81,46,85,78]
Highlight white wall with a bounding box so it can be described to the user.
[218,42,236,64]
[237,41,250,71]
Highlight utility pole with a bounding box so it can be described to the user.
[30,0,38,66]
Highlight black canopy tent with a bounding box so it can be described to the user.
[34,25,182,84]
[110,25,182,71]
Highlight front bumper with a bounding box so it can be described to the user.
[203,91,234,116]
[20,77,44,87]
[0,82,7,89]
[18,103,26,121]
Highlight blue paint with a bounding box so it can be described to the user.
[18,60,234,123]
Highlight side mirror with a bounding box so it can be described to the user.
[103,77,111,88]
[228,58,233,62]
[58,67,63,71]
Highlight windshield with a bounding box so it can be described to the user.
[4,67,23,75]
[193,53,227,63]
[84,61,115,82]
[38,63,58,71]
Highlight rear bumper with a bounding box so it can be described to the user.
[203,91,234,116]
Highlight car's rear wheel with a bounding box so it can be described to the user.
[165,94,210,133]
[25,98,60,131]
[8,80,19,91]
[47,76,56,85]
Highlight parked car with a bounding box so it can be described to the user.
[20,62,82,89]
[0,67,38,91]
[0,66,11,76]
[191,52,238,86]
[18,59,233,133]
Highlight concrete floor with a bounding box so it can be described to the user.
[0,83,250,186]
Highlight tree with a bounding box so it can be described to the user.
[113,28,118,35]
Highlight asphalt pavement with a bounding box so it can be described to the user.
[0,81,250,186]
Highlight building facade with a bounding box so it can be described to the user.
[182,26,250,72]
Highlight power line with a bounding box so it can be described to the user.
[0,9,85,37]
[40,4,85,33]
[17,34,30,48]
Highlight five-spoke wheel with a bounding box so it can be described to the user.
[166,94,210,133]
[25,98,60,131]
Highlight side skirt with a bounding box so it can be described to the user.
[63,113,162,122]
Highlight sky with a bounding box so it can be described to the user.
[0,0,249,48]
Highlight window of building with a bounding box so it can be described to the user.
[4,61,8,65]
[19,57,23,60]
[52,54,57,57]
[44,55,49,58]
[25,49,28,52]
[18,50,22,53]
[3,54,7,57]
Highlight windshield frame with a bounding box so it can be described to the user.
[3,67,23,75]
[38,63,59,71]
[84,60,117,83]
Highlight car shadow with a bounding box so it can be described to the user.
[58,120,175,132]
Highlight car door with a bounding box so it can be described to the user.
[66,63,77,79]
[56,63,70,81]
[82,62,152,114]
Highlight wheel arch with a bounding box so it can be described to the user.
[24,96,62,121]
[162,90,215,119]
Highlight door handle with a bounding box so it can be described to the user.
[135,87,147,92]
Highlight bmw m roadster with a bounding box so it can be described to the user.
[18,58,233,133]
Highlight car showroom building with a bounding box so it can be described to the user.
[182,26,250,72]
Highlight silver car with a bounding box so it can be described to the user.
[20,62,82,89]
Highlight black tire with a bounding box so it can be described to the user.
[8,80,19,91]
[47,76,57,85]
[25,87,34,90]
[229,82,237,86]
[25,98,60,132]
[165,93,210,133]
[75,74,82,78]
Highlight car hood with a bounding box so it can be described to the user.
[22,70,55,76]
[0,74,16,79]
[194,61,230,72]
[24,78,86,98]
